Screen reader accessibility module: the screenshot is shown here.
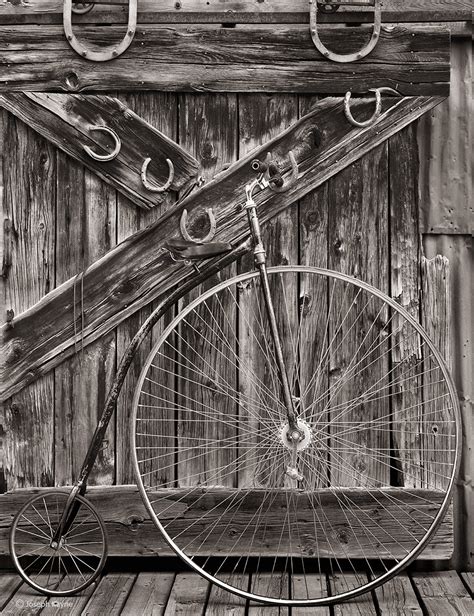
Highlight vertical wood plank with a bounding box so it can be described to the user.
[54,158,116,486]
[298,95,329,490]
[116,92,178,485]
[328,143,389,487]
[421,255,453,491]
[237,94,298,488]
[82,573,136,616]
[292,573,330,614]
[248,572,288,615]
[0,112,55,490]
[390,125,423,488]
[206,573,248,616]
[177,93,238,487]
[163,572,208,616]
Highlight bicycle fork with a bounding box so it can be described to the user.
[245,176,304,480]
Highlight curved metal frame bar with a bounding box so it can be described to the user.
[64,0,137,62]
[83,126,121,162]
[180,208,217,243]
[344,89,382,128]
[310,0,382,63]
[141,157,175,193]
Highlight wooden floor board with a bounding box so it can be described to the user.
[163,572,209,616]
[121,572,175,616]
[0,570,471,615]
[374,573,423,615]
[411,571,473,616]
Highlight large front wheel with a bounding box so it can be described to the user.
[132,266,460,607]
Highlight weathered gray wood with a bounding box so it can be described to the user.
[82,573,136,616]
[237,93,298,488]
[411,571,473,616]
[389,125,423,489]
[0,110,56,491]
[0,486,454,558]
[0,0,470,24]
[121,572,175,616]
[115,92,178,485]
[0,93,199,210]
[327,142,389,487]
[54,151,116,486]
[249,573,288,614]
[41,577,97,616]
[421,256,453,492]
[460,572,474,595]
[0,25,450,95]
[330,574,376,616]
[292,574,330,614]
[0,96,445,402]
[206,573,248,615]
[163,572,208,616]
[375,574,423,616]
[0,574,22,611]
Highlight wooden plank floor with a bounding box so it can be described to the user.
[0,570,472,615]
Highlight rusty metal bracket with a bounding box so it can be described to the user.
[63,0,137,62]
[83,126,121,161]
[141,157,175,193]
[267,151,299,193]
[310,0,382,63]
[180,208,217,244]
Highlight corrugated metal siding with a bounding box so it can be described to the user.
[419,38,473,570]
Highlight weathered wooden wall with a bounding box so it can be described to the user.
[0,4,471,568]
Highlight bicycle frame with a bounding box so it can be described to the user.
[52,165,299,539]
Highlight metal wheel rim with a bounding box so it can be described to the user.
[131,265,461,607]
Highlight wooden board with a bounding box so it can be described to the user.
[0,486,454,559]
[0,0,470,24]
[411,571,473,615]
[0,93,199,209]
[375,573,423,616]
[122,572,175,616]
[81,573,136,615]
[0,25,450,95]
[163,572,209,616]
[0,95,445,402]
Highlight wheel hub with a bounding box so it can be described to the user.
[280,419,312,452]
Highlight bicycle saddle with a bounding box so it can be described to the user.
[164,238,233,261]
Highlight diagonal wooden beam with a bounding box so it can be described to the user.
[0,93,199,209]
[0,25,450,95]
[1,95,446,401]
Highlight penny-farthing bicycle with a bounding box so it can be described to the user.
[10,157,461,607]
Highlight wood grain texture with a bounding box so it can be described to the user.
[330,573,376,616]
[411,571,473,616]
[0,0,470,23]
[0,574,22,611]
[121,572,175,616]
[0,111,56,491]
[1,96,445,402]
[0,25,450,95]
[375,574,423,616]
[292,574,330,615]
[54,154,116,487]
[115,92,178,485]
[206,574,247,616]
[389,125,423,489]
[327,143,389,488]
[176,93,238,488]
[163,572,209,616]
[237,93,298,488]
[81,573,136,616]
[0,93,199,209]
[248,573,288,613]
[0,486,454,559]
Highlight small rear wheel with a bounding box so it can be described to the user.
[10,490,107,596]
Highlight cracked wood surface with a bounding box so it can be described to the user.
[0,95,446,401]
[0,25,450,95]
[0,93,199,210]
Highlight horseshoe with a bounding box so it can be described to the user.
[310,0,382,63]
[344,89,382,128]
[141,157,175,193]
[64,0,137,62]
[180,208,217,244]
[83,126,121,162]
